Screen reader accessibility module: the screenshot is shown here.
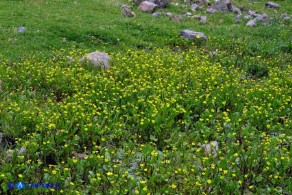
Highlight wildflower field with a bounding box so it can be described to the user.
[0,0,291,194]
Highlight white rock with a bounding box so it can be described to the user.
[81,52,111,69]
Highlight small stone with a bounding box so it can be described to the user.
[73,152,88,159]
[170,15,183,22]
[165,12,172,17]
[152,12,161,17]
[186,12,192,17]
[191,3,200,11]
[17,27,26,33]
[234,15,241,23]
[244,15,252,20]
[248,10,258,17]
[200,16,207,23]
[192,15,207,23]
[206,7,217,14]
[265,2,279,9]
[122,5,136,17]
[255,13,269,24]
[202,141,219,157]
[246,19,257,27]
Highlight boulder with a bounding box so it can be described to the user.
[122,5,136,17]
[138,1,157,13]
[178,30,207,43]
[265,2,279,9]
[80,52,111,69]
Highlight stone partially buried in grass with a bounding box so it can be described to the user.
[80,51,111,69]
[178,30,207,44]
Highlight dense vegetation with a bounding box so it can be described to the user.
[0,0,291,194]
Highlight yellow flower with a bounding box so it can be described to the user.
[171,184,177,189]
[207,179,212,184]
[18,174,23,178]
[52,170,57,175]
[106,172,113,176]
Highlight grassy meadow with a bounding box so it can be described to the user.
[0,0,291,194]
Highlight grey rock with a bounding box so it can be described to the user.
[170,15,183,22]
[248,10,258,17]
[195,0,210,6]
[165,12,173,17]
[200,16,207,23]
[246,19,257,27]
[186,12,193,17]
[234,15,241,22]
[265,2,279,9]
[212,1,229,12]
[231,5,241,15]
[133,0,169,8]
[255,13,269,24]
[206,7,217,14]
[191,3,200,11]
[202,141,219,157]
[138,1,157,13]
[244,15,252,20]
[280,13,291,23]
[80,52,111,69]
[151,0,170,8]
[122,5,136,17]
[152,12,161,17]
[17,27,26,33]
[178,30,207,43]
[192,15,207,23]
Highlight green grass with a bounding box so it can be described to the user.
[0,0,291,194]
